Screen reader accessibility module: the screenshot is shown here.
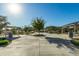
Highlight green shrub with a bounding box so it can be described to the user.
[0,40,10,46]
[0,37,6,40]
[71,39,79,46]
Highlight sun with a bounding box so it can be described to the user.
[7,3,22,14]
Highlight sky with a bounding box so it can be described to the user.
[0,3,79,27]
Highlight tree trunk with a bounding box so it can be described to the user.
[38,30,40,35]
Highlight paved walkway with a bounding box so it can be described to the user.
[0,33,79,56]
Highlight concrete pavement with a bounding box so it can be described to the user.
[0,34,79,56]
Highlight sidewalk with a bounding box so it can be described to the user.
[0,34,79,56]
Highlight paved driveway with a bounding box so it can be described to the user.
[0,34,79,56]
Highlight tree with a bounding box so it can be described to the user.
[23,26,34,34]
[11,26,24,35]
[0,16,10,34]
[45,26,61,33]
[24,26,32,32]
[32,17,45,34]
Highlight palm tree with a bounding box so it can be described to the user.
[32,17,45,35]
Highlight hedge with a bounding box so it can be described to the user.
[0,40,10,46]
[71,39,79,46]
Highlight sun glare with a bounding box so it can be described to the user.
[7,4,22,14]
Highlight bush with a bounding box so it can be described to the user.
[0,37,6,40]
[0,40,10,46]
[71,39,79,46]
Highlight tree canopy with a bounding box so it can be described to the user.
[0,16,10,33]
[32,17,45,32]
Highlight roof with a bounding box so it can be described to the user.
[62,21,79,28]
[2,26,21,30]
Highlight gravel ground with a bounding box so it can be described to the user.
[0,33,79,56]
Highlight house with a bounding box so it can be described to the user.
[62,21,79,34]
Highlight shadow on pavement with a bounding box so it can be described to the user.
[46,37,79,51]
[7,36,21,40]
